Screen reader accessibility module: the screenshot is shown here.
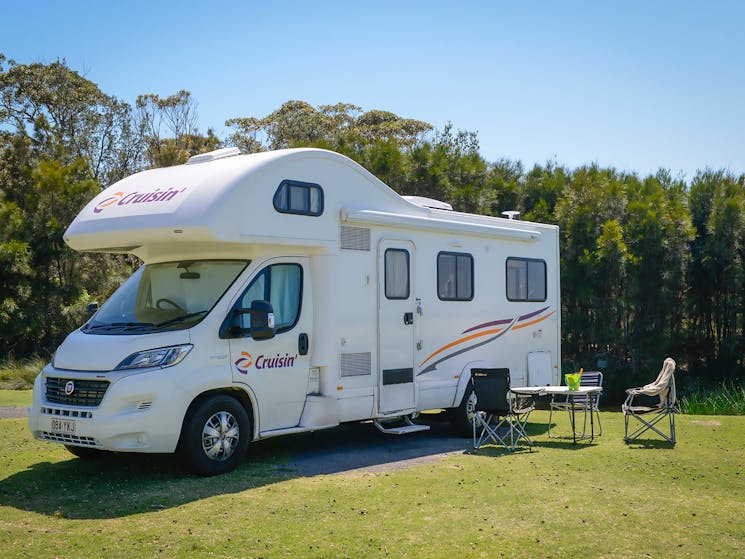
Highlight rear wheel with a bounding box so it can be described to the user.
[448,384,479,437]
[179,395,250,476]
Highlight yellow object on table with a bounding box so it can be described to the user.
[565,373,581,390]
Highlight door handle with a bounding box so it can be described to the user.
[298,333,309,355]
[403,312,414,325]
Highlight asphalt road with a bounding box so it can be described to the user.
[261,417,471,475]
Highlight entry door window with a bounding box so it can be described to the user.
[385,249,410,299]
[239,264,302,332]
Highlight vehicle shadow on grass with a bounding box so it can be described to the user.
[0,415,472,519]
[0,416,561,519]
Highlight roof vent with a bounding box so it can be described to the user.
[501,210,520,220]
[187,147,241,164]
[403,196,453,211]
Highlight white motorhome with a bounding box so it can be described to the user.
[28,147,560,475]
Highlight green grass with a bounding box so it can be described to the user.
[0,411,742,558]
[0,389,32,407]
[0,356,45,390]
[679,382,745,415]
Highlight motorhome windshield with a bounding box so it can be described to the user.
[82,260,249,334]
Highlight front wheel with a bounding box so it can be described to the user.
[179,395,250,476]
[448,383,479,437]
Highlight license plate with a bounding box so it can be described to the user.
[50,418,76,434]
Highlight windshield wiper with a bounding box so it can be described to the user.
[155,311,208,328]
[86,321,154,331]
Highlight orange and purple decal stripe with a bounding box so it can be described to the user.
[418,306,554,375]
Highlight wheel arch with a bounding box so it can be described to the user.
[177,385,258,451]
[451,360,493,408]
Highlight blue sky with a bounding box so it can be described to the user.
[3,0,744,180]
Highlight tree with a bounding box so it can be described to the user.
[0,54,142,185]
[136,90,220,168]
[687,169,745,376]
[225,100,432,154]
[624,170,693,365]
[555,165,630,359]
[0,135,129,355]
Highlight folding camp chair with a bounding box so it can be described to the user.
[548,371,603,438]
[471,368,535,452]
[623,358,677,445]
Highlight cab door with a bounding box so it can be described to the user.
[227,258,312,432]
[378,240,416,414]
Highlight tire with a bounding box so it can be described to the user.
[64,445,110,459]
[179,394,251,476]
[448,383,479,437]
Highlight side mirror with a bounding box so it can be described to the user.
[221,300,276,340]
[249,300,276,340]
[85,302,99,315]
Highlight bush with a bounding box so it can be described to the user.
[679,382,745,415]
[0,356,45,390]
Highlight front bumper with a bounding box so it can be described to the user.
[28,365,186,453]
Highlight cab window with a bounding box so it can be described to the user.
[238,264,302,332]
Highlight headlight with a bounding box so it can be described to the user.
[115,344,193,370]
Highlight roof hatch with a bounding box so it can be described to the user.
[187,146,241,164]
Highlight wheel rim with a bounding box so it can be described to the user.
[201,411,240,461]
[466,391,478,423]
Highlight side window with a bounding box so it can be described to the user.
[506,258,546,302]
[273,180,324,216]
[437,252,473,301]
[239,264,302,332]
[385,249,410,299]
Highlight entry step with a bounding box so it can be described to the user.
[373,416,431,435]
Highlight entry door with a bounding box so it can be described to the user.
[228,257,312,432]
[378,240,416,413]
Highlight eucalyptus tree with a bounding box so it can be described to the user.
[0,54,142,184]
[135,90,220,168]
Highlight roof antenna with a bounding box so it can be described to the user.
[501,210,520,220]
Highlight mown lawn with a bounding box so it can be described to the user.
[0,410,742,559]
[0,390,32,407]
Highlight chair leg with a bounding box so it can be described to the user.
[624,410,675,444]
[670,412,676,445]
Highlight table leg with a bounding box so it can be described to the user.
[589,393,595,441]
[571,396,576,444]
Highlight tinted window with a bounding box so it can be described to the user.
[438,252,474,301]
[273,180,324,216]
[506,258,546,301]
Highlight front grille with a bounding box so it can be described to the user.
[40,406,93,419]
[46,377,109,407]
[38,432,98,446]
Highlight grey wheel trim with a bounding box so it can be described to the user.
[466,391,478,423]
[201,410,240,461]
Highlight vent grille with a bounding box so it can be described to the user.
[38,432,98,446]
[40,407,93,419]
[341,352,372,377]
[340,225,371,251]
[46,377,109,407]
